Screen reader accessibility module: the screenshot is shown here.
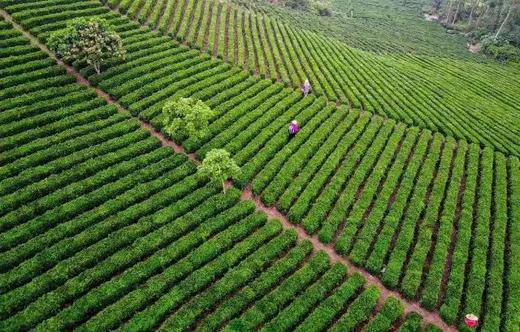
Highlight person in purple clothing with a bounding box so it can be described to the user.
[289,120,300,136]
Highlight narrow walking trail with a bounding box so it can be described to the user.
[0,8,456,331]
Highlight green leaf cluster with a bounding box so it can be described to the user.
[198,149,240,193]
[48,17,125,74]
[162,97,214,140]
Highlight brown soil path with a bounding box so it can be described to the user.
[222,3,231,62]
[211,0,223,57]
[0,8,456,332]
[201,0,214,53]
[143,0,160,26]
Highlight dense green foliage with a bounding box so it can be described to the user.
[48,17,125,73]
[481,33,520,61]
[162,97,214,140]
[198,148,241,192]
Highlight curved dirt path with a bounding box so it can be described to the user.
[0,8,456,331]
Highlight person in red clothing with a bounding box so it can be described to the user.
[464,314,478,328]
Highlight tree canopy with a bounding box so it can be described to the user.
[48,17,125,74]
[197,149,240,193]
[162,97,214,140]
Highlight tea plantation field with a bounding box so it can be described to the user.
[0,15,448,331]
[106,0,520,157]
[0,0,519,331]
[232,0,472,57]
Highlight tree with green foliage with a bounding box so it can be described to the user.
[48,17,125,74]
[162,97,214,140]
[481,33,520,61]
[198,149,240,193]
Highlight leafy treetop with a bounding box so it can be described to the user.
[162,97,214,140]
[197,149,241,193]
[48,17,125,74]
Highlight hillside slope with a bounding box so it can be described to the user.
[107,0,520,157]
[234,0,473,57]
[0,13,450,332]
[0,0,519,330]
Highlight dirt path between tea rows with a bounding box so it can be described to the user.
[0,8,456,331]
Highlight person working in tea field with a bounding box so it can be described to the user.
[289,120,300,136]
[301,79,311,96]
